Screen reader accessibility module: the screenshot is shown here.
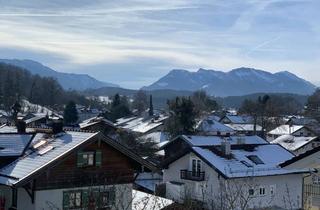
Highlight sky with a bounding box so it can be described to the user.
[0,0,319,89]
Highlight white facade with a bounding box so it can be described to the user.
[0,184,132,210]
[163,152,304,210]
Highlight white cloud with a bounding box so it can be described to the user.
[0,0,319,88]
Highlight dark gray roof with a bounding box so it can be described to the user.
[0,134,34,156]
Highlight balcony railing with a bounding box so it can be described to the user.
[180,170,205,181]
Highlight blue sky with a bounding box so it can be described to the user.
[0,0,319,88]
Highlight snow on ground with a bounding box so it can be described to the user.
[132,190,173,210]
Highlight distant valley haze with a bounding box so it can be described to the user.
[0,0,319,89]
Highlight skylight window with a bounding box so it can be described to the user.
[33,140,47,149]
[247,155,264,165]
[38,145,54,155]
[240,160,253,168]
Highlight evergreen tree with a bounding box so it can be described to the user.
[105,94,131,121]
[149,95,154,116]
[11,101,21,124]
[63,101,78,125]
[165,97,197,138]
[112,94,121,108]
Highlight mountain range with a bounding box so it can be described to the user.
[0,59,118,90]
[143,68,316,96]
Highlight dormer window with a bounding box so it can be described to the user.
[247,155,264,165]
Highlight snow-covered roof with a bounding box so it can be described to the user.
[119,115,168,134]
[221,115,253,124]
[132,190,173,210]
[21,99,60,117]
[0,131,98,186]
[79,116,115,129]
[142,132,169,143]
[268,125,304,135]
[0,134,34,156]
[24,115,46,124]
[226,124,262,132]
[192,144,309,178]
[286,116,318,126]
[181,135,268,147]
[0,110,9,117]
[271,135,318,151]
[134,172,162,192]
[196,119,234,133]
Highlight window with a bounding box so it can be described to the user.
[247,155,264,165]
[313,175,320,185]
[270,185,276,196]
[101,190,116,207]
[259,187,266,196]
[77,150,102,167]
[192,159,202,177]
[63,191,82,209]
[83,152,95,166]
[248,189,255,196]
[300,132,304,136]
[63,188,115,210]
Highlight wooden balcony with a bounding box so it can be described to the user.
[180,170,205,181]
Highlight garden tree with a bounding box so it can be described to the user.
[165,97,197,138]
[106,94,131,121]
[239,95,270,136]
[305,88,320,121]
[132,90,148,115]
[191,90,219,116]
[63,101,78,125]
[239,94,303,135]
[149,94,154,116]
[116,130,158,157]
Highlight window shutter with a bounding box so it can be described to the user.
[77,152,84,167]
[63,191,70,209]
[93,190,101,208]
[96,150,102,167]
[82,190,89,208]
[109,189,116,204]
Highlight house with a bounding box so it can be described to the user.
[196,118,235,136]
[161,136,312,210]
[225,123,263,136]
[160,135,269,161]
[79,116,117,135]
[0,124,157,210]
[271,135,320,155]
[219,115,254,124]
[267,125,316,142]
[281,147,320,210]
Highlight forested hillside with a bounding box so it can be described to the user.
[0,63,90,111]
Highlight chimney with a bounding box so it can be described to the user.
[221,138,231,156]
[52,120,63,134]
[16,120,26,133]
